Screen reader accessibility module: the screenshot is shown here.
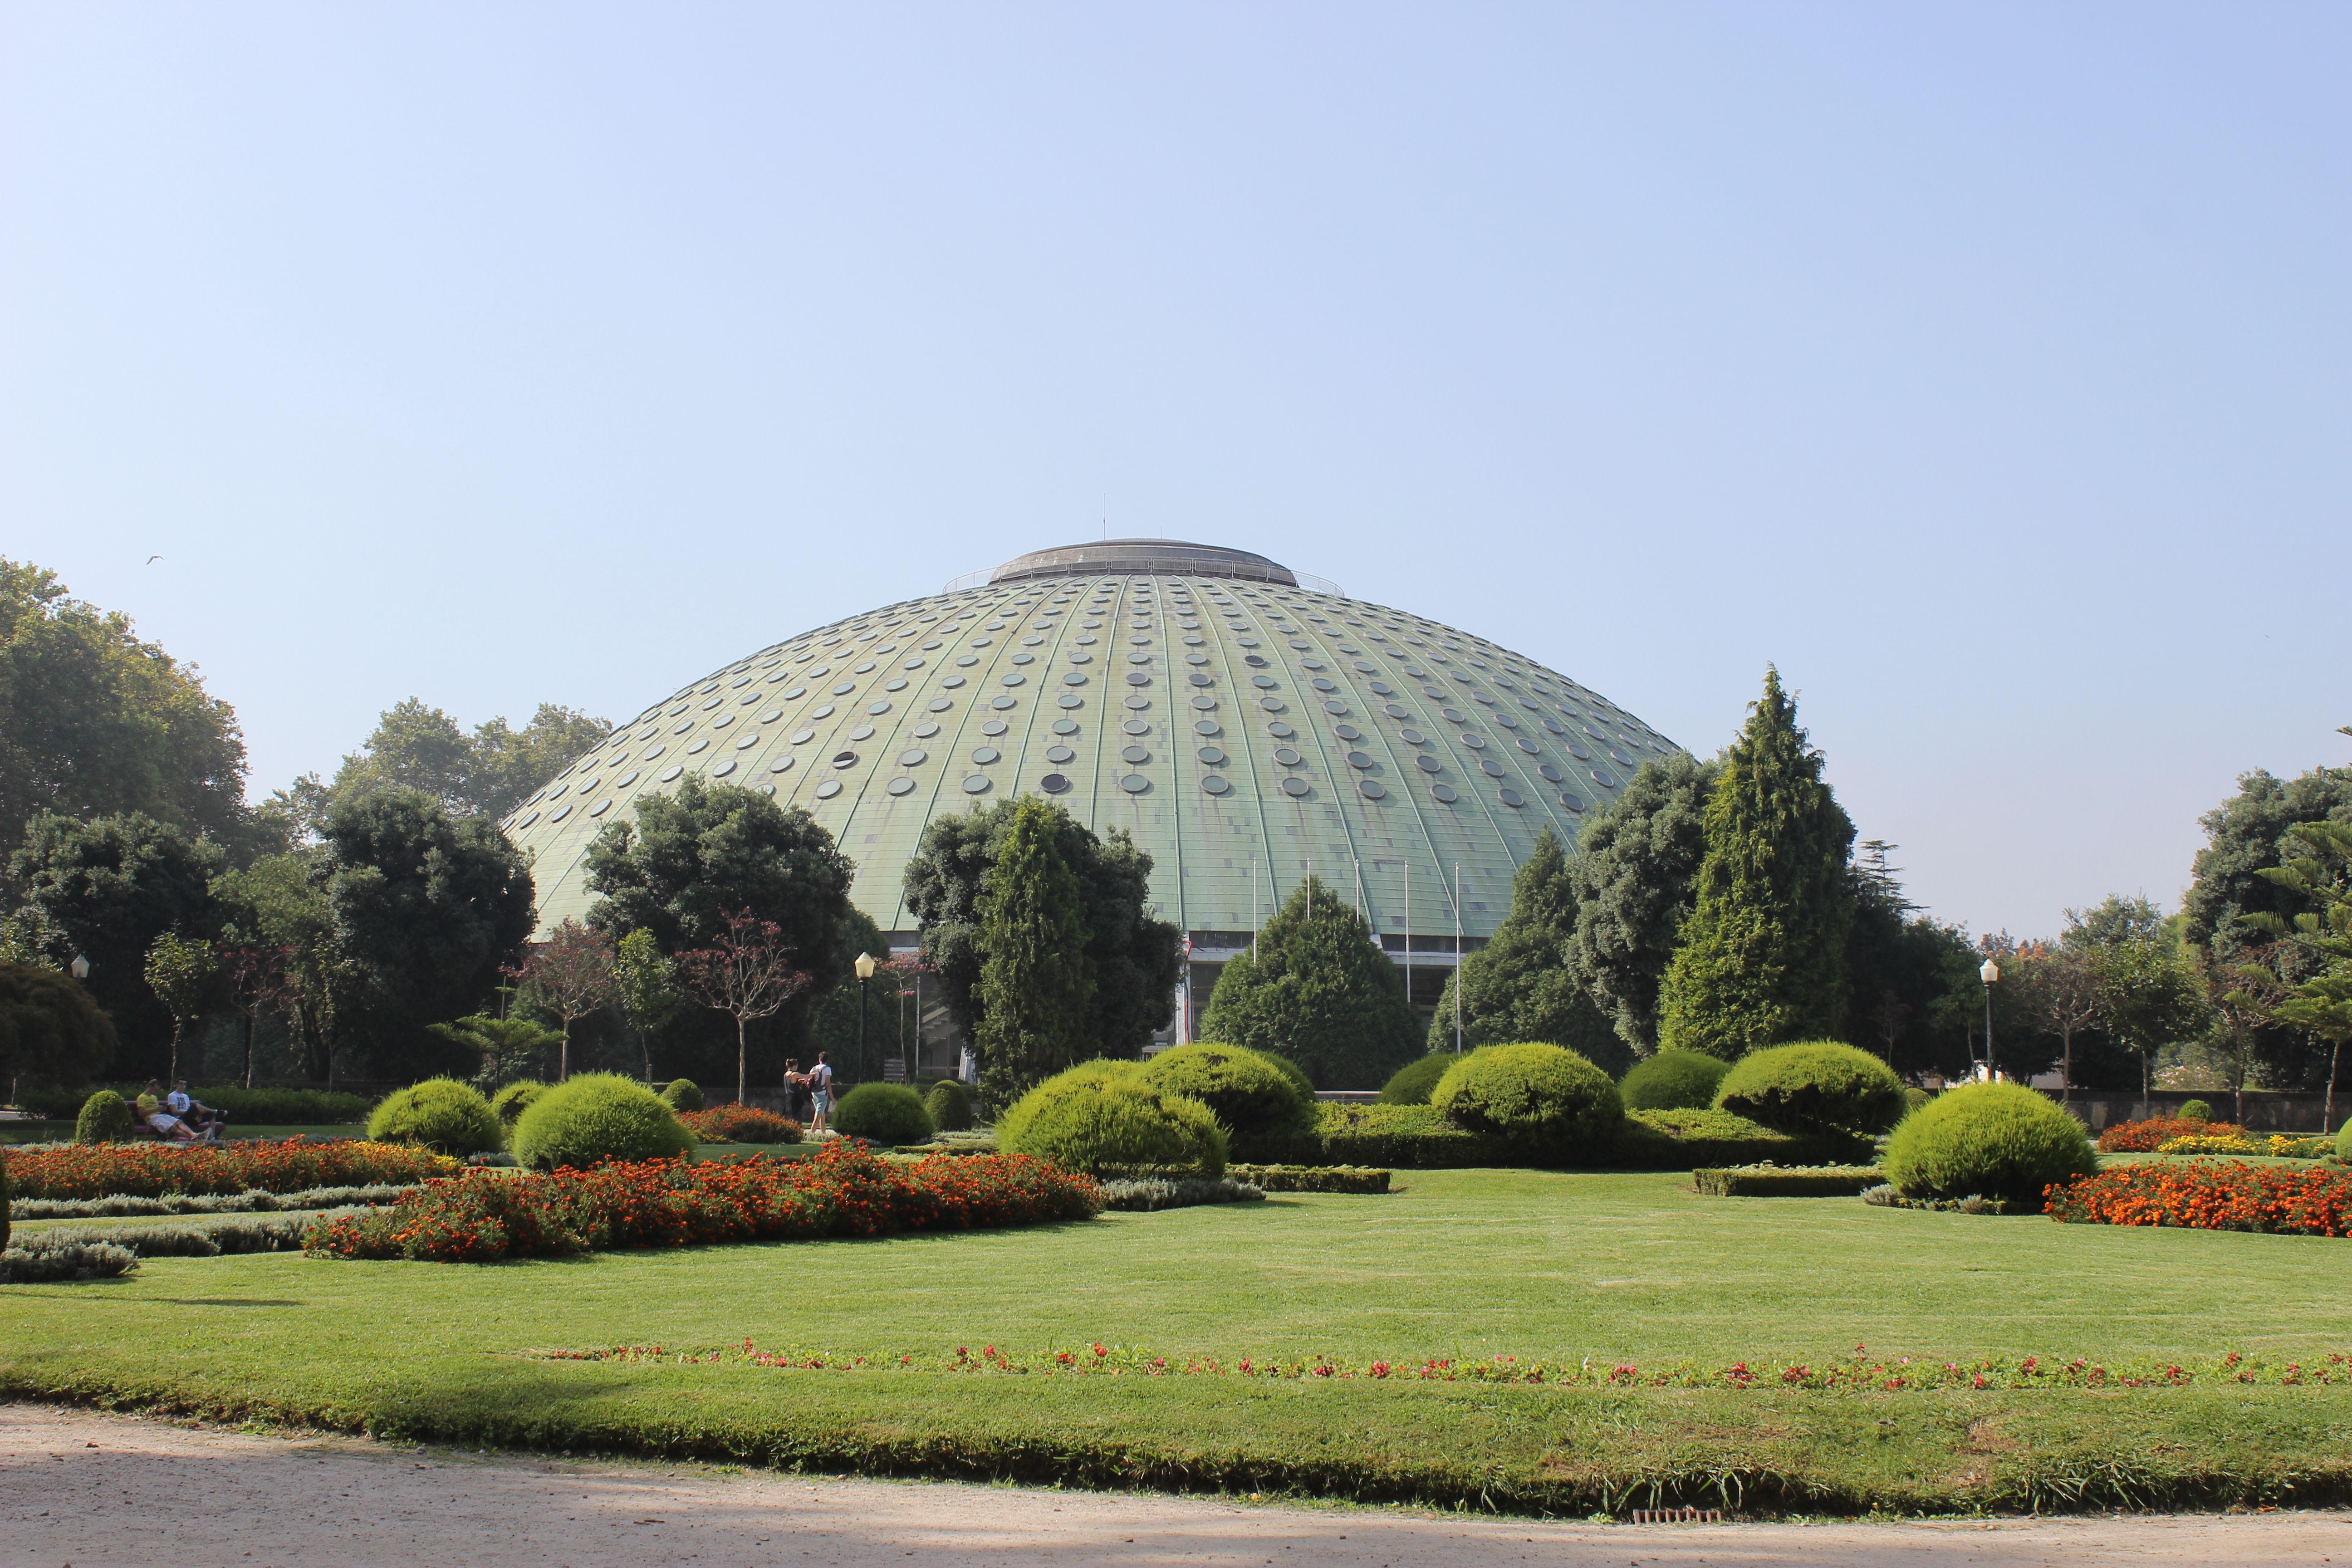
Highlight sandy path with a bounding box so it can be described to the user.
[2,1403,2345,1567]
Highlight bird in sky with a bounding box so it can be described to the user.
[146,555,163,564]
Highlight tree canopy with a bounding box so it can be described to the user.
[1657,667,1857,1059]
[271,697,610,834]
[1427,828,1626,1073]
[901,797,1180,1063]
[1564,751,1718,1054]
[0,559,253,862]
[1197,875,1421,1090]
[8,810,225,1072]
[319,787,537,1078]
[0,960,117,1091]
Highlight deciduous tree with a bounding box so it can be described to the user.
[509,919,619,1081]
[675,909,811,1106]
[142,931,215,1083]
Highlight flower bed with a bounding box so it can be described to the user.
[2047,1159,2352,1235]
[304,1143,1101,1263]
[550,1340,2352,1391]
[2096,1117,2246,1152]
[2155,1133,2334,1159]
[679,1106,803,1144]
[2,1141,457,1202]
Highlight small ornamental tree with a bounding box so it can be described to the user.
[143,931,216,1083]
[675,909,810,1107]
[973,796,1096,1112]
[1657,668,1857,1059]
[612,926,682,1084]
[2006,940,2102,1103]
[1196,875,1421,1090]
[508,919,618,1081]
[426,1013,564,1089]
[218,943,291,1091]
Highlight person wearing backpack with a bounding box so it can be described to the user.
[807,1054,833,1133]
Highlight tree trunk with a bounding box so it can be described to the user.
[637,1027,652,1087]
[243,1010,256,1090]
[560,1020,572,1083]
[2061,1025,2073,1105]
[169,1023,181,1085]
[2328,1036,2341,1139]
[2140,1048,2150,1120]
[736,1016,748,1107]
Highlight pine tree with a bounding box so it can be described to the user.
[1656,667,1857,1058]
[1197,874,1420,1089]
[1427,828,1627,1072]
[974,797,1096,1111]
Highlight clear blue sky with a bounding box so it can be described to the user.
[4,3,2345,939]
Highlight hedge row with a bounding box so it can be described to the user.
[29,1214,318,1256]
[1692,1164,1885,1198]
[1231,1104,1870,1171]
[1098,1177,1267,1211]
[0,1238,138,1283]
[10,1182,418,1222]
[1225,1163,1392,1194]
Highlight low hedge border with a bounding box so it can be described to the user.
[28,1214,327,1256]
[10,1183,420,1223]
[1098,1177,1267,1211]
[1692,1165,1884,1197]
[1231,1105,1871,1171]
[0,1237,139,1282]
[1225,1164,1392,1194]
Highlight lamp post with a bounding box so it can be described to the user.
[854,951,877,1084]
[69,953,90,981]
[1979,957,2001,1082]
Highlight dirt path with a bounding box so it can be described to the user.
[3,1404,2345,1567]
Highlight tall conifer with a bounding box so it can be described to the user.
[1427,828,1625,1071]
[975,797,1096,1109]
[1197,875,1420,1089]
[1656,667,1857,1058]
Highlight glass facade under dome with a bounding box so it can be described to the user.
[503,541,1680,971]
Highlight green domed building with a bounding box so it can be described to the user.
[502,540,1678,1055]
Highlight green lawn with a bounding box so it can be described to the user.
[5,1167,2349,1514]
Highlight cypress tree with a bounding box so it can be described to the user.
[1656,667,1857,1058]
[1427,828,1627,1073]
[1197,875,1420,1089]
[974,797,1096,1110]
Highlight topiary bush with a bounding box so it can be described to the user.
[490,1080,545,1129]
[1430,1043,1622,1162]
[74,1089,133,1145]
[1617,1049,1732,1111]
[366,1078,505,1156]
[659,1078,705,1113]
[997,1062,1227,1178]
[1882,1081,2097,1212]
[1378,1053,1465,1106]
[1141,1043,1314,1138]
[1713,1042,1906,1136]
[2337,1116,2352,1163]
[512,1073,695,1171]
[2177,1098,2213,1123]
[833,1083,935,1146]
[1904,1086,1933,1116]
[924,1079,975,1132]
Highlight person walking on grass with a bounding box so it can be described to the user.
[808,1053,833,1133]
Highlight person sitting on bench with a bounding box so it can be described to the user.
[167,1080,226,1141]
[140,1079,201,1142]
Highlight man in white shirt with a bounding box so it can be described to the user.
[807,1054,833,1133]
[167,1080,225,1141]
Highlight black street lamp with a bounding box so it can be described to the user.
[854,951,877,1084]
[1979,956,2001,1082]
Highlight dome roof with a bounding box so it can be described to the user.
[502,544,1679,945]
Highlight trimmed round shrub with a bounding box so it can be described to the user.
[1904,1086,1933,1115]
[512,1073,694,1171]
[368,1078,505,1156]
[1141,1043,1313,1137]
[490,1080,546,1128]
[997,1063,1228,1178]
[833,1083,935,1146]
[2177,1098,2213,1123]
[1378,1053,1460,1106]
[1618,1049,1731,1112]
[2336,1116,2352,1163]
[924,1079,975,1132]
[1431,1043,1622,1161]
[1882,1081,2097,1211]
[659,1078,705,1113]
[1713,1042,1906,1135]
[74,1089,133,1145]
